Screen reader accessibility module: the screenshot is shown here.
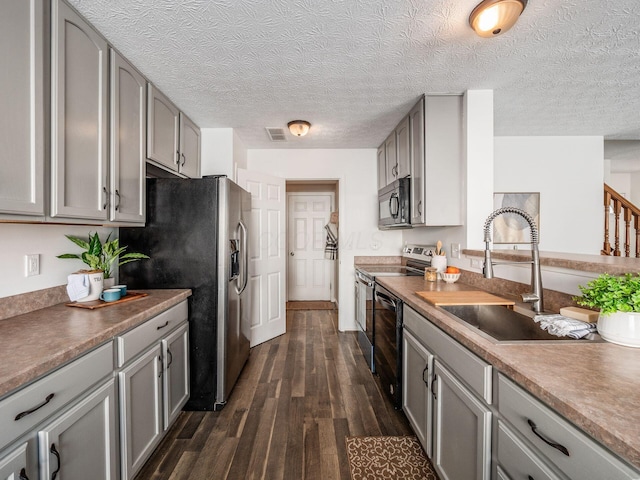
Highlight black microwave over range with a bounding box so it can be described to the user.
[378,178,411,229]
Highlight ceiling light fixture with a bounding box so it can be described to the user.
[287,120,311,137]
[469,0,527,37]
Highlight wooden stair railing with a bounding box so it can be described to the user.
[603,183,640,257]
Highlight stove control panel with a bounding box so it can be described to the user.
[403,244,436,262]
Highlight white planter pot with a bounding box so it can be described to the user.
[103,277,116,289]
[77,271,104,303]
[597,311,640,348]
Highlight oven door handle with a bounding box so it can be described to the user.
[355,272,373,288]
[375,291,397,311]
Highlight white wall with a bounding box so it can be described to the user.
[247,148,403,331]
[494,136,603,254]
[0,224,115,298]
[201,128,234,177]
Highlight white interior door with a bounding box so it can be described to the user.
[236,168,286,347]
[287,193,333,301]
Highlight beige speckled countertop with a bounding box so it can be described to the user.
[376,275,640,470]
[0,289,191,399]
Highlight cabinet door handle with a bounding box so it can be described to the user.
[528,476,535,480]
[167,348,173,369]
[102,186,109,210]
[50,443,61,480]
[431,373,437,399]
[175,150,180,165]
[417,200,422,215]
[156,320,169,330]
[15,393,55,420]
[181,152,186,167]
[115,189,121,211]
[527,419,570,456]
[158,355,163,377]
[19,468,29,480]
[422,364,429,386]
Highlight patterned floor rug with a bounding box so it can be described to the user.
[346,436,438,480]
[286,301,336,310]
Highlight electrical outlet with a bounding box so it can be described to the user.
[451,243,461,259]
[26,254,40,276]
[470,258,483,269]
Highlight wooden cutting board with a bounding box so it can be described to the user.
[416,290,515,306]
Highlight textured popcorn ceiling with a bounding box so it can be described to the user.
[68,0,639,150]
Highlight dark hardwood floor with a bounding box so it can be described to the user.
[135,308,412,479]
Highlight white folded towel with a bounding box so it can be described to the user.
[67,274,89,302]
[534,314,597,339]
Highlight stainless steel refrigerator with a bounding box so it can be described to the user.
[119,176,251,411]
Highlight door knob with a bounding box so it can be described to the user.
[290,252,294,256]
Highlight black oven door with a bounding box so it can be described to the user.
[373,283,403,409]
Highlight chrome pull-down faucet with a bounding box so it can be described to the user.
[483,207,544,314]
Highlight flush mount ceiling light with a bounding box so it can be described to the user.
[287,120,311,137]
[469,0,527,37]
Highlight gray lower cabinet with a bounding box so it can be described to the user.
[110,48,146,224]
[38,380,118,480]
[0,0,45,218]
[0,442,29,480]
[117,301,189,480]
[119,344,164,479]
[402,328,434,457]
[432,359,492,480]
[162,323,190,428]
[50,0,109,220]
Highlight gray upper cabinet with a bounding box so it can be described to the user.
[50,0,108,220]
[110,49,146,223]
[0,0,45,217]
[178,113,201,179]
[395,115,411,178]
[377,145,386,190]
[409,99,425,225]
[384,132,397,184]
[410,95,463,227]
[147,84,180,173]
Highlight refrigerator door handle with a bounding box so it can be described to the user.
[238,220,249,295]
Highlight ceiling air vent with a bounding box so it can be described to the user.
[266,127,287,142]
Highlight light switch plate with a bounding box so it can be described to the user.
[451,243,461,259]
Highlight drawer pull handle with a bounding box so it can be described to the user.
[431,374,437,399]
[527,419,570,456]
[528,476,535,480]
[50,443,61,480]
[156,320,169,330]
[167,348,174,369]
[15,393,55,420]
[422,364,428,385]
[19,468,29,480]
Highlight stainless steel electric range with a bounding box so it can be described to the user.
[354,245,436,408]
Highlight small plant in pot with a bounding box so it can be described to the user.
[574,273,640,348]
[58,232,149,286]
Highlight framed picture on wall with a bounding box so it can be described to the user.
[493,192,540,244]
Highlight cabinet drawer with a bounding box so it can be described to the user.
[498,374,639,480]
[497,420,564,480]
[0,342,113,451]
[404,305,492,403]
[117,300,188,367]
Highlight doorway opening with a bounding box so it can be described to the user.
[286,180,339,307]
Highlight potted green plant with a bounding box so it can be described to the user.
[574,273,640,347]
[58,232,149,286]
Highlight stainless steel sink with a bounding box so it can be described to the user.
[440,304,595,342]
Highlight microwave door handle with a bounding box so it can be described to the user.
[389,193,400,218]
